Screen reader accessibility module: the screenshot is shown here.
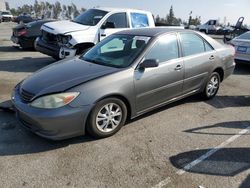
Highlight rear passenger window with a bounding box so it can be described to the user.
[130,13,149,28]
[180,33,206,56]
[145,34,179,63]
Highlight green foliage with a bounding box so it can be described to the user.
[8,1,85,19]
[155,5,183,26]
[5,2,10,10]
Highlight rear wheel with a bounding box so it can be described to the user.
[87,98,127,138]
[202,72,220,99]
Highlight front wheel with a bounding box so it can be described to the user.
[202,72,220,99]
[87,98,127,138]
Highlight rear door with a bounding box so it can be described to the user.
[179,32,215,94]
[134,34,184,112]
[99,12,129,41]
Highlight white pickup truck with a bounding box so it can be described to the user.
[197,19,221,34]
[35,7,155,59]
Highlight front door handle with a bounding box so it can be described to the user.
[209,55,215,60]
[175,65,183,71]
[101,34,106,37]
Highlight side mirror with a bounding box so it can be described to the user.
[140,59,159,69]
[101,21,115,29]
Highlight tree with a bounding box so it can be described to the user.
[67,5,73,19]
[166,5,175,25]
[5,2,10,10]
[53,1,62,19]
[81,8,86,13]
[34,0,41,18]
[72,3,80,18]
[8,1,85,19]
[155,15,160,23]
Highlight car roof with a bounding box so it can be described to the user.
[116,27,224,49]
[94,7,151,14]
[115,27,187,37]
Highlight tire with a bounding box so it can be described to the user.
[87,98,127,138]
[202,72,220,100]
[52,56,61,61]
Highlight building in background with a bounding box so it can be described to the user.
[0,0,6,11]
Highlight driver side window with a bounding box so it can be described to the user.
[104,13,128,28]
[145,34,179,63]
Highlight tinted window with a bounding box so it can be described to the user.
[145,34,179,63]
[73,9,108,26]
[131,13,149,28]
[105,13,128,28]
[180,33,206,56]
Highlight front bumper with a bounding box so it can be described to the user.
[12,87,92,140]
[35,37,77,59]
[2,17,12,22]
[35,37,60,58]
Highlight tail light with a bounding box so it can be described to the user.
[228,44,236,57]
[17,29,27,36]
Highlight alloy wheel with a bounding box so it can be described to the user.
[95,103,122,133]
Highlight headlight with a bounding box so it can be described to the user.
[31,92,79,109]
[58,35,72,45]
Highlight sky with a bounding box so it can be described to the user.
[5,0,250,25]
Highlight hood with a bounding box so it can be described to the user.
[2,14,13,17]
[42,20,90,35]
[20,58,120,98]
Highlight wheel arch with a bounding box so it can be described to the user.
[213,67,224,82]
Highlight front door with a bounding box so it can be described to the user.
[134,34,184,112]
[99,12,129,41]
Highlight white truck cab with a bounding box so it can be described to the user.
[197,20,221,34]
[35,7,155,59]
[0,11,13,22]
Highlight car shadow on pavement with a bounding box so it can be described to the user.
[0,57,55,72]
[183,121,250,136]
[127,95,202,124]
[234,63,250,75]
[169,147,250,177]
[205,95,250,108]
[0,45,22,52]
[0,110,95,156]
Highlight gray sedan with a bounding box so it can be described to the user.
[12,28,235,140]
[229,31,250,63]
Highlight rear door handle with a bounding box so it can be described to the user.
[209,55,215,60]
[175,65,183,71]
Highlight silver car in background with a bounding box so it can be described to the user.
[12,28,235,140]
[229,31,250,63]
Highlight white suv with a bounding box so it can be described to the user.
[35,7,155,59]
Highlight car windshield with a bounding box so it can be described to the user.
[1,12,10,15]
[237,32,250,40]
[72,9,108,26]
[81,34,151,68]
